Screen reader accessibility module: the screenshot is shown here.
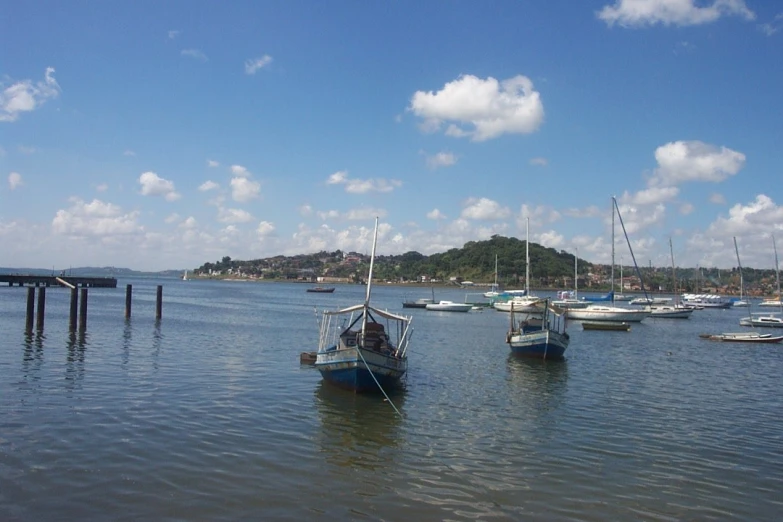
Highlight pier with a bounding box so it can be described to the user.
[0,274,118,288]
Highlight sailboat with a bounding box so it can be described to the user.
[315,218,413,393]
[484,254,501,298]
[740,235,783,328]
[733,260,749,307]
[649,238,693,318]
[566,197,651,323]
[553,248,588,309]
[493,218,543,313]
[182,270,188,281]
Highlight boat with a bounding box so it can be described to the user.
[182,270,188,281]
[739,235,783,328]
[425,300,472,312]
[650,238,693,319]
[582,321,630,331]
[314,218,413,393]
[734,258,749,307]
[307,286,335,293]
[484,254,501,298]
[402,297,433,309]
[680,294,732,309]
[553,250,589,309]
[699,332,783,343]
[493,218,542,312]
[567,197,651,323]
[505,299,569,360]
[758,299,783,307]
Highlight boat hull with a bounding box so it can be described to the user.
[582,321,630,331]
[507,329,569,360]
[700,333,783,343]
[566,306,650,322]
[739,316,783,328]
[315,347,407,393]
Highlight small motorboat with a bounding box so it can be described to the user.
[582,321,631,331]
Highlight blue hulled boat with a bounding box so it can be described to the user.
[315,218,413,392]
[505,299,569,360]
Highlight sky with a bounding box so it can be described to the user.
[2,0,783,272]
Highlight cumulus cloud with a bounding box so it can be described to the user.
[759,13,783,36]
[598,0,755,27]
[1,67,60,122]
[230,177,260,202]
[217,208,253,224]
[424,151,457,169]
[207,159,219,167]
[245,55,273,74]
[8,172,23,190]
[427,209,447,220]
[199,180,219,191]
[180,216,197,229]
[408,74,544,141]
[325,170,402,194]
[650,140,745,186]
[52,198,141,237]
[537,230,565,249]
[181,49,208,61]
[461,197,512,220]
[230,164,250,177]
[168,30,181,40]
[299,204,313,217]
[704,195,783,242]
[628,185,680,205]
[139,171,181,201]
[344,207,387,221]
[257,221,275,236]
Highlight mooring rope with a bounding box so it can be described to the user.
[356,346,403,418]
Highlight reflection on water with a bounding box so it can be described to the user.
[65,331,88,390]
[506,355,569,396]
[313,382,405,470]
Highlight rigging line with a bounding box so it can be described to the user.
[356,346,403,418]
[733,237,752,325]
[612,197,650,301]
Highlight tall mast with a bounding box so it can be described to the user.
[669,237,677,305]
[525,217,530,295]
[574,247,578,299]
[611,197,615,304]
[364,217,379,308]
[774,234,781,313]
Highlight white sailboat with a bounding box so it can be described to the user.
[567,197,651,323]
[553,248,588,309]
[650,238,693,319]
[740,235,783,328]
[182,270,188,281]
[484,254,501,298]
[494,218,543,313]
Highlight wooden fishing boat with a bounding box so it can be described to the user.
[315,218,413,393]
[582,321,630,331]
[699,332,783,343]
[506,299,569,360]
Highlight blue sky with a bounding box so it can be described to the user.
[2,0,782,272]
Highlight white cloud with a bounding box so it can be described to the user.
[207,159,220,168]
[123,149,136,157]
[317,210,340,220]
[257,221,275,236]
[325,170,402,194]
[427,209,447,220]
[537,230,565,249]
[168,30,181,40]
[180,216,197,229]
[181,49,208,61]
[628,185,680,205]
[564,205,604,219]
[138,171,181,201]
[710,192,726,204]
[598,0,755,28]
[8,172,23,190]
[679,202,695,215]
[344,207,387,221]
[218,207,253,224]
[299,204,313,217]
[530,157,548,167]
[230,177,260,202]
[245,55,273,74]
[52,198,141,237]
[518,204,562,228]
[230,164,250,177]
[199,180,219,191]
[0,67,60,122]
[408,74,545,141]
[759,13,783,36]
[425,151,457,169]
[651,140,745,186]
[165,213,180,224]
[461,197,512,220]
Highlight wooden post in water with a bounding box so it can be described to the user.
[155,285,163,320]
[79,288,88,331]
[69,287,78,332]
[25,287,35,332]
[36,287,46,331]
[125,284,132,319]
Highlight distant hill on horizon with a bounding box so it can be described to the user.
[0,266,185,278]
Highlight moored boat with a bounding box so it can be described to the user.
[699,332,783,343]
[425,300,472,312]
[315,218,413,393]
[307,286,335,293]
[505,299,569,360]
[582,321,630,331]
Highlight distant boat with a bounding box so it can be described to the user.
[699,332,783,343]
[425,300,472,313]
[314,218,412,393]
[182,270,188,281]
[307,286,335,293]
[582,321,630,331]
[505,299,569,360]
[493,218,541,312]
[739,235,782,328]
[650,238,693,319]
[402,298,433,309]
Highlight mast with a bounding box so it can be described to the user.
[611,197,615,304]
[525,217,530,295]
[494,254,498,291]
[361,217,380,341]
[669,238,677,305]
[574,247,578,300]
[733,237,750,323]
[774,234,781,313]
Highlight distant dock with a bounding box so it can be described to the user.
[0,274,118,288]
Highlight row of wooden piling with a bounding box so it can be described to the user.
[24,284,163,333]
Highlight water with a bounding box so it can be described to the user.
[2,280,782,521]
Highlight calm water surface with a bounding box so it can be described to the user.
[1,279,782,521]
